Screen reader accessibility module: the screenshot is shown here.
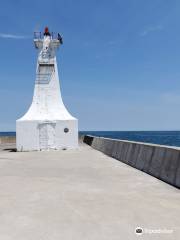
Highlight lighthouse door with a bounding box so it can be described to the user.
[39,123,56,150]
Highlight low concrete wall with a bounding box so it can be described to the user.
[83,135,180,188]
[0,136,16,144]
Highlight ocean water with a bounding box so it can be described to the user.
[1,131,180,147]
[0,132,16,136]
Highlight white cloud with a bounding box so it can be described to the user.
[140,25,163,37]
[0,33,30,39]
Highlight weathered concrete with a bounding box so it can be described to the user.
[160,149,180,185]
[83,135,180,188]
[0,136,16,144]
[135,144,154,172]
[0,136,16,152]
[0,143,179,239]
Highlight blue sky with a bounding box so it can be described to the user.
[0,0,180,131]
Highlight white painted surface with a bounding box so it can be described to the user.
[16,35,78,151]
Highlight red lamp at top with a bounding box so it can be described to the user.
[44,27,50,36]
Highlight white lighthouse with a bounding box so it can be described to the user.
[16,27,78,151]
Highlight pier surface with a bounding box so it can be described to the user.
[0,143,179,239]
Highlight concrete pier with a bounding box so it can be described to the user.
[0,136,16,151]
[0,142,179,239]
[83,135,180,188]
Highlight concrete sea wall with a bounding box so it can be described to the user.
[83,135,180,188]
[0,136,16,144]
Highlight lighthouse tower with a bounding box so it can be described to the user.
[16,27,78,151]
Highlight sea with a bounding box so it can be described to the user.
[2,131,180,147]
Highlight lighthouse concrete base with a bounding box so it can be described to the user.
[16,119,78,151]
